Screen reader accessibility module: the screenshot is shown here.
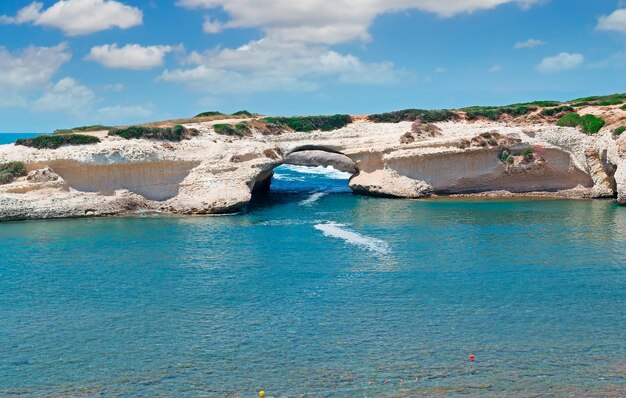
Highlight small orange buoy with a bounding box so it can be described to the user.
[469,354,475,362]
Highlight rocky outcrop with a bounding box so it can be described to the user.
[1,117,625,221]
[283,150,357,173]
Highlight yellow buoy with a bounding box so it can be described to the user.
[259,391,265,398]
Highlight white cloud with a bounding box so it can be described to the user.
[0,43,71,90]
[488,64,502,73]
[597,9,626,34]
[160,39,402,93]
[32,77,95,113]
[203,17,223,33]
[97,104,154,122]
[435,67,447,73]
[514,38,545,49]
[536,52,584,73]
[86,44,178,70]
[104,83,125,92]
[177,0,544,44]
[0,0,142,36]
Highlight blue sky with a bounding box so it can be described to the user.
[1,0,625,132]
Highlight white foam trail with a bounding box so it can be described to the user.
[299,192,327,206]
[281,165,352,180]
[314,222,390,255]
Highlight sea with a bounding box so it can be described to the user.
[0,134,625,397]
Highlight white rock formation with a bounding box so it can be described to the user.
[1,117,625,221]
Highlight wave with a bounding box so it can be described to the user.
[314,222,390,255]
[299,192,327,206]
[279,165,352,180]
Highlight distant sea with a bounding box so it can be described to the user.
[1,164,625,397]
[0,133,41,145]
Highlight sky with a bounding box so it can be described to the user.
[0,0,625,132]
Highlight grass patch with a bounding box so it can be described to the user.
[0,161,27,184]
[557,113,581,127]
[540,106,574,117]
[53,125,112,135]
[579,114,605,134]
[194,111,223,118]
[368,109,457,123]
[232,110,255,116]
[463,105,538,120]
[569,93,626,107]
[213,123,251,137]
[109,125,196,141]
[263,115,352,131]
[613,126,626,137]
[15,134,100,149]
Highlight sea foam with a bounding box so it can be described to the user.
[314,222,390,254]
[299,192,327,206]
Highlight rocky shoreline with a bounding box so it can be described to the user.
[1,105,626,222]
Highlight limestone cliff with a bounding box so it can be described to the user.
[1,106,626,221]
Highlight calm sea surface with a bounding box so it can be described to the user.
[0,142,625,396]
[0,133,40,145]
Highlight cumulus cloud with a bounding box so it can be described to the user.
[597,9,626,34]
[203,17,223,33]
[0,0,142,36]
[536,52,584,73]
[160,39,402,93]
[97,104,154,121]
[177,0,544,44]
[86,44,179,69]
[514,38,545,48]
[32,77,95,113]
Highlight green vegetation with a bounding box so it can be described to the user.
[613,126,626,137]
[579,114,605,134]
[109,125,195,141]
[570,93,626,107]
[213,123,251,137]
[519,100,561,107]
[523,148,534,158]
[15,134,100,149]
[368,109,457,123]
[194,111,223,118]
[621,104,626,111]
[53,125,112,135]
[540,106,574,117]
[0,161,27,184]
[557,113,581,127]
[263,114,352,132]
[463,104,538,120]
[232,110,255,116]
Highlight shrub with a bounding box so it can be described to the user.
[0,161,27,184]
[540,106,574,117]
[613,126,626,136]
[109,125,194,141]
[15,134,100,149]
[570,93,626,107]
[463,105,537,120]
[263,114,352,131]
[557,113,581,127]
[579,114,605,134]
[214,123,251,137]
[523,148,534,158]
[518,100,561,107]
[368,109,457,123]
[597,98,624,106]
[53,125,112,135]
[195,111,223,118]
[232,110,254,116]
[621,104,626,111]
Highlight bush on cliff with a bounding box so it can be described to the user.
[368,109,457,123]
[53,125,112,135]
[621,104,626,111]
[0,161,27,184]
[540,106,574,117]
[195,111,223,118]
[613,126,625,137]
[556,113,581,127]
[213,123,252,137]
[463,105,538,120]
[579,114,605,134]
[15,134,101,149]
[109,125,197,141]
[232,110,255,116]
[263,115,352,132]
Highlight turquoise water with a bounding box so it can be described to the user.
[1,164,626,397]
[0,133,40,145]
